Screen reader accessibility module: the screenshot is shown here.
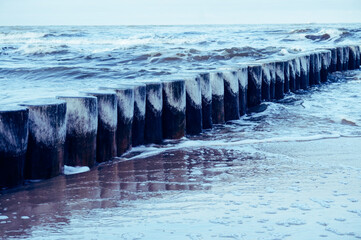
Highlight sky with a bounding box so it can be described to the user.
[0,0,361,25]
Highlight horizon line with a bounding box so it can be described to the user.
[1,22,361,27]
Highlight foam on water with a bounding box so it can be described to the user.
[63,165,90,175]
[1,24,361,105]
[1,24,361,240]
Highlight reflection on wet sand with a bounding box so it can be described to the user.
[0,146,256,239]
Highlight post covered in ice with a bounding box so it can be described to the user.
[162,80,186,139]
[247,64,262,108]
[320,50,331,83]
[199,73,212,129]
[356,46,361,68]
[130,83,146,146]
[261,62,272,101]
[223,70,240,121]
[84,91,117,163]
[299,54,310,90]
[283,60,290,93]
[328,48,337,73]
[20,99,67,180]
[100,86,134,155]
[348,46,359,70]
[343,46,350,71]
[144,82,163,144]
[275,61,285,100]
[210,72,225,124]
[294,57,302,91]
[289,58,296,92]
[309,52,321,85]
[336,47,344,71]
[0,106,29,189]
[185,75,202,135]
[57,96,98,168]
[237,66,248,116]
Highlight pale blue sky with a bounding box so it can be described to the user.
[0,0,360,25]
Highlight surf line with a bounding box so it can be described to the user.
[1,45,360,190]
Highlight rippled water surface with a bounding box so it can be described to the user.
[1,23,361,104]
[1,70,361,239]
[1,24,361,239]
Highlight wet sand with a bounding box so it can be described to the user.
[0,136,361,239]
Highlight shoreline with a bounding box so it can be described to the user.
[1,135,361,239]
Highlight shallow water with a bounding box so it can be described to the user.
[1,69,361,239]
[1,24,361,239]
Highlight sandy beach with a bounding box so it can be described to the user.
[1,135,360,239]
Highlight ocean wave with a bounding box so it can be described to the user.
[305,34,331,41]
[290,28,314,34]
[43,32,87,38]
[0,32,46,41]
[16,44,70,56]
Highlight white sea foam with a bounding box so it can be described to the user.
[147,87,163,112]
[185,76,202,106]
[98,95,117,129]
[114,88,135,120]
[133,85,146,116]
[210,72,224,97]
[21,99,67,146]
[199,73,212,102]
[63,165,90,175]
[222,71,239,94]
[237,67,248,90]
[58,96,98,135]
[162,80,186,111]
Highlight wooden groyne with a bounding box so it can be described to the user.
[1,45,360,190]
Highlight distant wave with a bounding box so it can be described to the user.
[43,33,86,38]
[305,34,331,41]
[15,44,70,56]
[290,28,314,34]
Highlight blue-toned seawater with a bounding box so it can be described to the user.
[1,24,361,239]
[0,24,360,104]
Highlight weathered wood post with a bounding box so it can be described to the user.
[247,64,262,108]
[309,52,321,86]
[100,86,134,156]
[300,54,310,90]
[185,75,202,135]
[210,72,225,124]
[356,46,361,68]
[348,46,358,70]
[261,62,272,101]
[0,106,29,189]
[237,66,248,116]
[162,80,186,139]
[320,50,331,83]
[275,61,285,99]
[294,56,302,91]
[84,91,117,163]
[144,82,163,144]
[289,58,297,92]
[343,46,350,71]
[57,96,98,168]
[336,47,344,71]
[222,70,240,121]
[283,59,290,93]
[130,83,146,146]
[20,99,67,179]
[199,73,212,129]
[328,48,337,73]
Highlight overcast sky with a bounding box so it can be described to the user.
[0,0,360,25]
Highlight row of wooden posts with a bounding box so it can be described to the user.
[1,45,360,190]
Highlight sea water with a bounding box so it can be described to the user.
[0,24,361,239]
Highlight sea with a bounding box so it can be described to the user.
[0,24,361,239]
